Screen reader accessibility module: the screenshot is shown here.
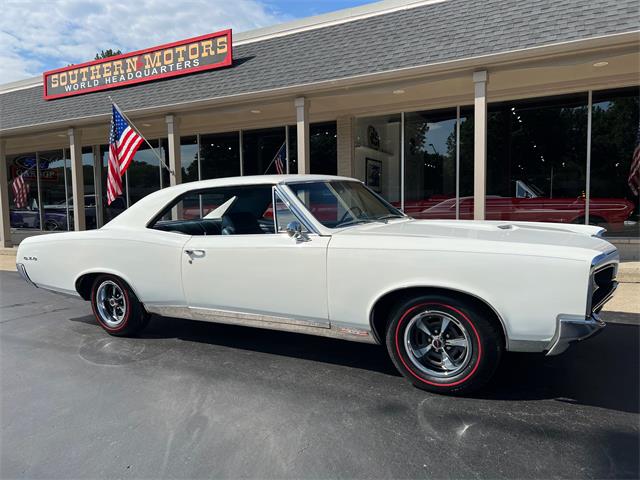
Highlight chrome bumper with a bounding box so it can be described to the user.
[16,263,37,288]
[545,314,605,356]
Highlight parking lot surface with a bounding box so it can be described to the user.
[1,270,638,479]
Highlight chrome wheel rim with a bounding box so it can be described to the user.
[96,281,127,328]
[404,309,472,378]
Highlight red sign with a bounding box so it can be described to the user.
[43,29,232,100]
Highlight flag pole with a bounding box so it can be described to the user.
[108,96,174,175]
[262,142,286,175]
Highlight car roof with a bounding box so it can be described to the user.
[103,174,359,229]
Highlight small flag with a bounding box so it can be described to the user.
[107,105,144,205]
[629,123,640,196]
[274,142,286,174]
[11,174,29,209]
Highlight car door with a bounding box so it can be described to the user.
[180,185,330,328]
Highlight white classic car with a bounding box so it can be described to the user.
[16,175,619,394]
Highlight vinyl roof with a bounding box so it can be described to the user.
[1,0,638,133]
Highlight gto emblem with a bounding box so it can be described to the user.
[23,256,37,261]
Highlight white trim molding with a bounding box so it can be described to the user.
[473,70,488,220]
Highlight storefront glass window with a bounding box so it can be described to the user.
[486,94,588,224]
[354,114,401,207]
[127,140,164,206]
[6,152,40,229]
[38,150,70,231]
[82,146,99,229]
[100,141,165,221]
[590,87,640,237]
[243,127,286,175]
[181,135,199,183]
[310,122,337,175]
[404,109,457,219]
[200,132,240,179]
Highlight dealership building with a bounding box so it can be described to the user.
[0,0,638,256]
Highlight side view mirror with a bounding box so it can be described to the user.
[286,221,309,242]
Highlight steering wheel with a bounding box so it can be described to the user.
[338,206,363,225]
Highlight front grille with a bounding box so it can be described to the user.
[590,264,617,314]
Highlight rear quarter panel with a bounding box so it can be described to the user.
[17,228,188,305]
[327,234,591,346]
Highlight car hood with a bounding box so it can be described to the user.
[337,219,615,255]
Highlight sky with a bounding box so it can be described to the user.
[0,0,373,84]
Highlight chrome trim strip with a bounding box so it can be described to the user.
[546,313,605,356]
[508,339,549,353]
[189,307,329,329]
[144,305,191,319]
[16,263,37,288]
[271,186,280,233]
[586,250,619,316]
[143,304,376,344]
[592,280,618,313]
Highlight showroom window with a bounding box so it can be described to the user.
[200,132,241,179]
[590,87,639,237]
[287,122,337,175]
[311,122,337,175]
[405,107,474,219]
[353,110,471,218]
[354,114,402,208]
[180,135,200,183]
[486,94,588,224]
[38,150,70,231]
[5,150,70,231]
[100,139,168,223]
[126,140,167,205]
[243,127,287,176]
[82,146,98,229]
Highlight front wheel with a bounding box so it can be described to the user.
[385,295,503,394]
[90,275,149,337]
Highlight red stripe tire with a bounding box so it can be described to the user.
[385,294,502,395]
[90,274,150,337]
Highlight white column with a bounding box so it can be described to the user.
[295,97,310,174]
[585,90,592,223]
[68,128,86,231]
[166,114,181,186]
[336,115,354,178]
[0,140,11,247]
[473,70,488,220]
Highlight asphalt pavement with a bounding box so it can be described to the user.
[1,270,638,479]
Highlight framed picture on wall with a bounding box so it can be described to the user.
[365,158,382,193]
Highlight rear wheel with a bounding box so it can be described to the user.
[385,294,502,394]
[90,275,149,336]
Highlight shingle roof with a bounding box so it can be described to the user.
[1,0,638,132]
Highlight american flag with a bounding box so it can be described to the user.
[274,142,286,174]
[107,105,144,205]
[629,123,640,196]
[11,174,29,209]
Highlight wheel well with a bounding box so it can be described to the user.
[75,273,102,300]
[369,287,507,346]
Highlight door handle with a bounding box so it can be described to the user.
[184,249,205,256]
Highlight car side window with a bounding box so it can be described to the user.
[149,185,302,236]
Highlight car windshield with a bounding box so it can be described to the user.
[287,180,404,228]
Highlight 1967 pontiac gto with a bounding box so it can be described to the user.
[16,175,619,394]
